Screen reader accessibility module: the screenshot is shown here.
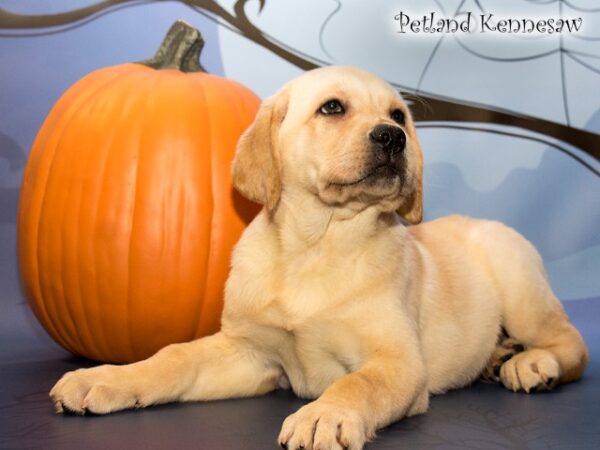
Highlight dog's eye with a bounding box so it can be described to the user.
[391,109,405,124]
[319,99,345,115]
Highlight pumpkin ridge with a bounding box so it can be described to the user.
[65,84,120,360]
[149,71,216,348]
[55,67,148,360]
[19,65,138,354]
[124,69,168,361]
[57,67,150,361]
[190,74,216,340]
[34,67,140,355]
[195,75,261,337]
[202,75,244,337]
[82,68,157,361]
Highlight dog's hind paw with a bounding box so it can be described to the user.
[499,349,560,393]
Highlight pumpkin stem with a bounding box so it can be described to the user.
[138,20,206,73]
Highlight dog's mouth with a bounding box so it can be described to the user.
[318,161,406,210]
[329,164,401,187]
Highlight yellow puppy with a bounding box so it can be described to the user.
[50,67,588,450]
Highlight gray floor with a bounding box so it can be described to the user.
[1,299,599,450]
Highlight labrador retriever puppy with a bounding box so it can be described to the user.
[50,66,588,450]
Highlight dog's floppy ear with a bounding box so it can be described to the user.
[397,120,423,225]
[232,92,288,212]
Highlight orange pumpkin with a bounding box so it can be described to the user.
[17,21,261,363]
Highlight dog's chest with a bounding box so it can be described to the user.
[273,317,364,398]
[273,249,371,323]
[261,271,370,397]
[229,222,393,397]
[264,238,408,394]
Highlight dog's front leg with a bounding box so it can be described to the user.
[50,331,282,415]
[278,344,427,450]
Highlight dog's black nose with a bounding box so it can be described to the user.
[369,125,406,155]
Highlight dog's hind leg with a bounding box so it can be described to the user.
[489,228,589,393]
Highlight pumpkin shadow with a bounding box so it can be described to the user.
[231,188,261,225]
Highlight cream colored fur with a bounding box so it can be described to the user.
[50,67,588,450]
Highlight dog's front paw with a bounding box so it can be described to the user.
[50,365,141,415]
[500,349,560,393]
[278,400,370,450]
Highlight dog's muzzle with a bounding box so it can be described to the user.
[364,124,407,184]
[369,125,406,156]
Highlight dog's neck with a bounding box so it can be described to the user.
[271,186,401,255]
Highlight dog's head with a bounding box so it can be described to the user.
[232,66,423,224]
